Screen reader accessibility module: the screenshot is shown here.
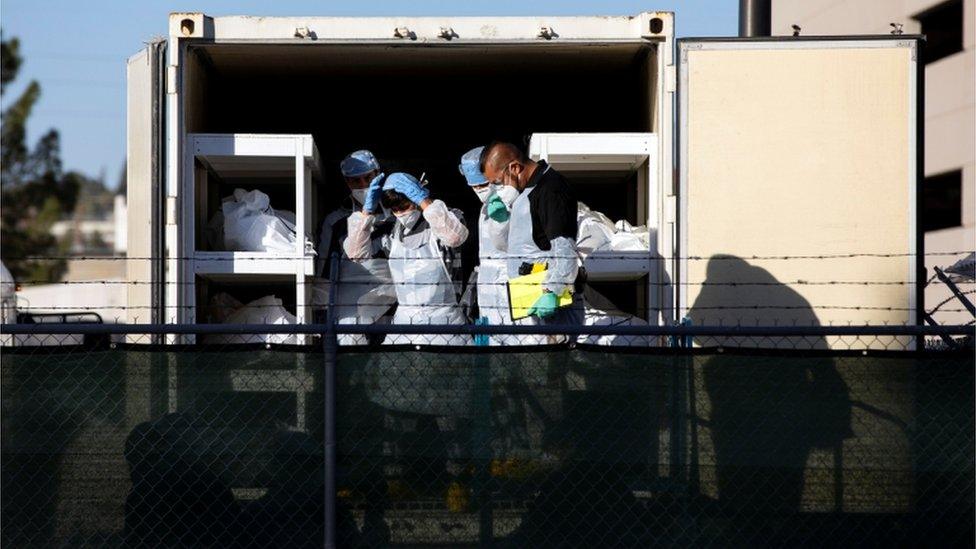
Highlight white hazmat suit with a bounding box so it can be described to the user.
[344,200,470,346]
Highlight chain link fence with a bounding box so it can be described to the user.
[1,323,973,547]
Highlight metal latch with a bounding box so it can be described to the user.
[393,26,415,40]
[438,27,458,40]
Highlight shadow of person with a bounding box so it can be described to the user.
[687,256,852,544]
[502,352,655,548]
[122,413,241,547]
[240,430,362,548]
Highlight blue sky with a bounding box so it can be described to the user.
[2,1,737,187]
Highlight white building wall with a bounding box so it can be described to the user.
[773,0,975,325]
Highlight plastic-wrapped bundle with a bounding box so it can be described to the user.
[577,286,652,347]
[945,252,975,281]
[576,202,650,258]
[206,294,297,345]
[221,189,298,253]
[576,202,616,257]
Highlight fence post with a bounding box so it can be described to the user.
[472,323,493,547]
[670,319,694,542]
[323,253,340,549]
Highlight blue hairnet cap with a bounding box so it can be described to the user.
[382,172,420,192]
[340,149,380,177]
[459,146,487,186]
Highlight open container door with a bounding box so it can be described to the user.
[126,40,167,335]
[677,37,922,350]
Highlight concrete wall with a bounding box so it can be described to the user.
[773,0,975,326]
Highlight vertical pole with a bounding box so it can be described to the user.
[670,320,692,542]
[295,150,307,346]
[738,0,771,37]
[670,346,685,487]
[472,343,493,547]
[324,253,340,549]
[324,328,337,549]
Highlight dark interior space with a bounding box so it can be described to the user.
[914,0,963,65]
[185,42,656,314]
[588,277,647,317]
[567,171,641,226]
[922,169,962,232]
[196,276,298,322]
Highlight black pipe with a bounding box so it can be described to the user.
[739,0,771,37]
[323,329,337,549]
[323,253,340,549]
[149,39,166,337]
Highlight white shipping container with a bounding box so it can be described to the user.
[125,12,922,347]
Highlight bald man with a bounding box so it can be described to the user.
[479,142,583,340]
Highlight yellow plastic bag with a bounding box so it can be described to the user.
[507,264,573,320]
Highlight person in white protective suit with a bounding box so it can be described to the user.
[316,150,397,346]
[343,172,471,346]
[480,142,584,343]
[460,148,541,478]
[458,146,530,345]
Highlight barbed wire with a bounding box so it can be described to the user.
[11,278,969,286]
[928,290,976,314]
[13,304,971,312]
[5,250,972,261]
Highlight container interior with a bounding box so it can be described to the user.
[184,41,659,314]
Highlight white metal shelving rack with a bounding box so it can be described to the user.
[181,134,321,344]
[528,132,665,324]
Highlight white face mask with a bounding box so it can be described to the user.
[495,184,520,206]
[473,185,493,203]
[394,209,422,229]
[349,188,368,206]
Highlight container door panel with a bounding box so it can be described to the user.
[677,38,920,348]
[126,40,167,330]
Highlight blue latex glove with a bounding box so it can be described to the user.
[528,292,559,319]
[486,194,510,222]
[384,172,430,205]
[363,172,385,213]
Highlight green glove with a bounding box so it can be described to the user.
[528,292,559,319]
[486,194,510,222]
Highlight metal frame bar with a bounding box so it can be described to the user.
[188,12,674,42]
[3,323,970,337]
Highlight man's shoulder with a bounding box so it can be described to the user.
[532,167,574,199]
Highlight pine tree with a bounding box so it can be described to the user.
[1,32,100,282]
